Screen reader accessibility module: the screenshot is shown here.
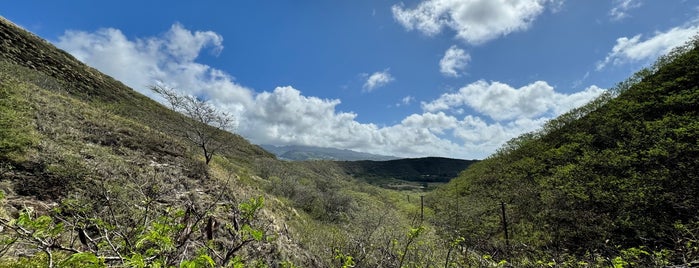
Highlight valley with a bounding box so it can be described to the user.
[1,14,698,267]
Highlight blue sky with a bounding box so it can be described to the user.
[3,1,698,159]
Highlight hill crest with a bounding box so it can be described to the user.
[260,144,399,161]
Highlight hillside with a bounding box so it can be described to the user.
[428,37,699,265]
[0,17,272,161]
[337,157,477,190]
[260,144,398,161]
[0,17,455,267]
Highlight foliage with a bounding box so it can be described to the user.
[336,157,477,184]
[428,37,699,266]
[0,184,273,267]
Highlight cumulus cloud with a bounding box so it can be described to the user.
[422,80,605,121]
[392,0,558,44]
[402,112,458,134]
[440,45,470,77]
[609,0,642,21]
[597,24,699,70]
[243,86,365,145]
[362,70,395,91]
[56,23,252,115]
[54,23,604,160]
[453,115,549,155]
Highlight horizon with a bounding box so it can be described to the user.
[3,1,697,159]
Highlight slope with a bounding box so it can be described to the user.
[0,17,272,161]
[428,37,699,265]
[0,16,312,266]
[0,16,458,267]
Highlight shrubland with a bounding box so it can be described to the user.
[427,37,699,266]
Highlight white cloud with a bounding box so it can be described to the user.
[165,24,223,61]
[402,112,458,134]
[401,96,415,105]
[422,80,605,121]
[452,115,548,156]
[54,24,604,160]
[609,0,642,21]
[597,24,699,70]
[395,96,415,107]
[440,45,470,77]
[392,0,557,44]
[362,70,395,91]
[56,23,252,115]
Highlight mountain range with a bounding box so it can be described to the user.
[259,144,399,161]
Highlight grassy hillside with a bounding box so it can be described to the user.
[0,17,272,162]
[428,37,699,266]
[0,26,296,264]
[0,16,460,267]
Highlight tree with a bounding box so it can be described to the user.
[149,85,235,165]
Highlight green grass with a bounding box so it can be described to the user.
[0,73,39,162]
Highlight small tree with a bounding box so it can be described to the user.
[150,85,235,165]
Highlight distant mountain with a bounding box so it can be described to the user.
[336,157,478,183]
[259,144,399,161]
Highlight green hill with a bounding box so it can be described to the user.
[337,157,478,190]
[428,37,699,265]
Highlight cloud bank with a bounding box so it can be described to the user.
[422,81,605,121]
[56,24,603,159]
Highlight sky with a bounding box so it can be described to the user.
[3,1,698,159]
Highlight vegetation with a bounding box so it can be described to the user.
[2,15,699,267]
[0,74,38,162]
[0,17,453,267]
[337,157,477,184]
[428,37,699,266]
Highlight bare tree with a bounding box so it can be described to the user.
[150,84,235,165]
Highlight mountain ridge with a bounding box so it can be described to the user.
[260,144,399,161]
[337,157,478,182]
